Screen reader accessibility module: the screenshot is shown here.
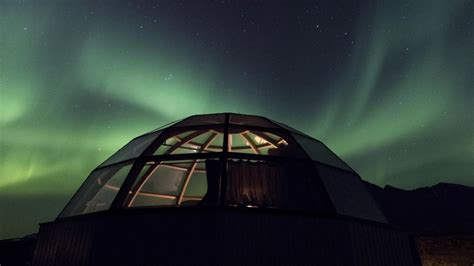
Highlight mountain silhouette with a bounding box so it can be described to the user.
[364,181,474,233]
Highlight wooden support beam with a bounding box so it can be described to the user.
[164,130,207,155]
[136,192,177,200]
[241,132,260,154]
[177,133,217,205]
[127,164,162,207]
[103,184,120,191]
[249,131,279,148]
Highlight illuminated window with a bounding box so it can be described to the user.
[128,160,209,207]
[154,130,223,155]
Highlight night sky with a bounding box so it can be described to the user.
[0,0,472,239]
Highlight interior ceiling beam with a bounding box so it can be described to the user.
[164,130,208,155]
[249,131,279,148]
[177,132,218,205]
[241,132,260,154]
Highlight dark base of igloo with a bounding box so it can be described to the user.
[32,207,420,266]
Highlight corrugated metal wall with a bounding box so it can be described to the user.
[349,221,418,266]
[33,219,95,266]
[32,209,419,266]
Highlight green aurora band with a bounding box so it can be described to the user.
[0,0,472,238]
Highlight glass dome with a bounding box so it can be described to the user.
[59,113,386,223]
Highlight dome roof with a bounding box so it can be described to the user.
[59,113,386,223]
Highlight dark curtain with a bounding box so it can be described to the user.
[225,160,333,212]
[226,160,287,207]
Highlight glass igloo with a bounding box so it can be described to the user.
[59,113,385,223]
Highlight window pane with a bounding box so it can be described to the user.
[141,165,187,196]
[153,129,223,155]
[132,196,175,207]
[128,160,209,207]
[229,114,278,128]
[206,133,224,152]
[268,119,311,137]
[292,134,353,172]
[59,163,133,217]
[184,170,207,197]
[172,114,225,127]
[228,129,304,157]
[229,132,254,154]
[144,119,184,134]
[99,131,161,167]
[316,162,386,222]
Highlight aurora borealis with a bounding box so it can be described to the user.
[0,0,472,239]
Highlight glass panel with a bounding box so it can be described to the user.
[316,162,386,222]
[184,171,207,197]
[225,160,332,212]
[141,165,187,196]
[191,131,215,145]
[99,131,161,167]
[153,129,223,155]
[132,196,175,207]
[229,132,254,154]
[172,114,225,127]
[228,129,304,157]
[292,134,353,172]
[206,133,224,152]
[143,119,184,135]
[269,119,311,137]
[229,114,278,128]
[59,163,133,217]
[128,160,208,207]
